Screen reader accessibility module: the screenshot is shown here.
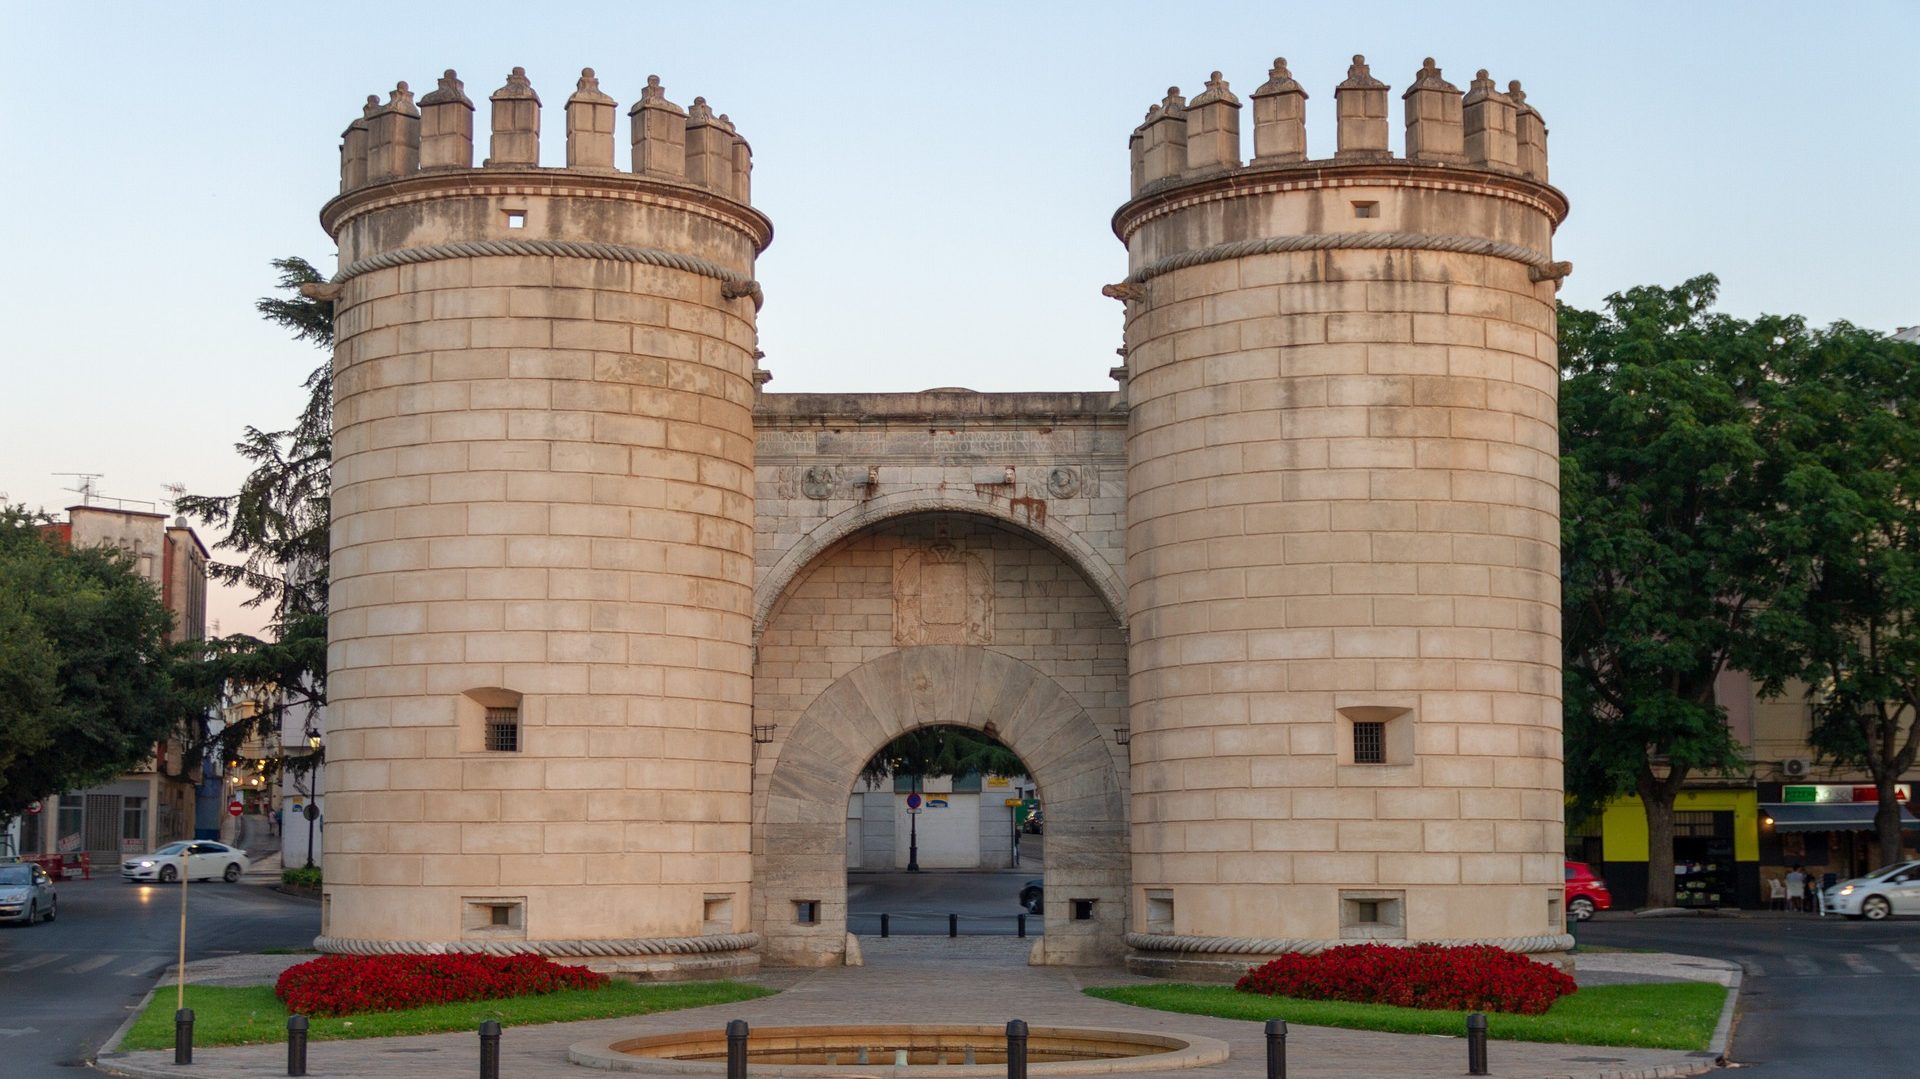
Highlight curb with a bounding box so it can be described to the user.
[1706,965,1742,1061]
[89,971,165,1075]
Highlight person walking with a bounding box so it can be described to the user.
[1786,865,1808,913]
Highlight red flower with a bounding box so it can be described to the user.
[1233,944,1576,1015]
[275,953,609,1017]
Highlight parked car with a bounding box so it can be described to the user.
[1565,860,1612,920]
[0,862,57,924]
[1019,879,1044,914]
[121,841,250,884]
[1824,860,1920,920]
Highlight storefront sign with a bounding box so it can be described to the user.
[1782,784,1909,804]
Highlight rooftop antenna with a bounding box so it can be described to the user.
[55,472,104,505]
[163,482,188,516]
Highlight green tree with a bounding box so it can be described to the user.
[1560,276,1800,908]
[170,257,334,795]
[0,507,179,816]
[1768,324,1920,867]
[859,726,1025,789]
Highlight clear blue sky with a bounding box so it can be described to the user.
[2,2,1914,635]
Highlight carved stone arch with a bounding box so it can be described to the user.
[752,492,1126,644]
[755,646,1128,967]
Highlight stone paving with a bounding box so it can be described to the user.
[96,939,1722,1079]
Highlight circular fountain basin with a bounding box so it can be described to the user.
[568,1024,1229,1075]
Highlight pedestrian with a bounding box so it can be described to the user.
[1786,864,1807,913]
[271,807,281,838]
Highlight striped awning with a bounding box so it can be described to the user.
[1760,802,1920,832]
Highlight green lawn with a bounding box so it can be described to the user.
[121,981,774,1051]
[1084,982,1725,1051]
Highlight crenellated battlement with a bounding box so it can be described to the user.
[1125,53,1551,199]
[335,66,754,205]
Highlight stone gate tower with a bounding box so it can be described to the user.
[314,66,770,976]
[1114,56,1571,976]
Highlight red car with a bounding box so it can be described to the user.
[1565,861,1613,921]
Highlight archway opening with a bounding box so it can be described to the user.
[845,725,1042,938]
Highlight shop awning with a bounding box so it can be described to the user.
[1760,802,1920,832]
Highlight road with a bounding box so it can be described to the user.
[849,865,1039,936]
[1581,912,1915,1074]
[0,872,316,1073]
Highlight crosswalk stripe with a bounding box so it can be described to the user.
[1841,953,1883,975]
[1787,956,1821,976]
[1734,954,1766,976]
[60,955,117,974]
[2,953,63,973]
[1896,952,1920,973]
[117,957,170,977]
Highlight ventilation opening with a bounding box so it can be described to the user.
[1352,720,1386,764]
[1145,890,1174,934]
[1548,892,1564,932]
[505,210,526,229]
[320,893,331,936]
[1352,201,1379,218]
[794,900,820,925]
[1071,898,1097,921]
[1339,890,1406,940]
[485,707,520,752]
[703,893,735,935]
[463,897,527,938]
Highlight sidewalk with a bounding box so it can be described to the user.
[95,939,1724,1079]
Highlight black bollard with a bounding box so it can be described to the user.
[287,1014,309,1076]
[1466,1012,1488,1076]
[479,1019,501,1079]
[880,913,890,938]
[1005,1019,1029,1079]
[1016,913,1026,938]
[174,1008,195,1065]
[1264,1018,1286,1079]
[949,913,959,938]
[726,1019,749,1079]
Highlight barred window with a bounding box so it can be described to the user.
[484,707,520,752]
[1352,720,1387,764]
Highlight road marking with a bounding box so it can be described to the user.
[1841,953,1882,975]
[1733,954,1766,975]
[1,953,63,973]
[117,956,171,977]
[1787,956,1822,976]
[0,1027,40,1038]
[1895,952,1920,974]
[60,954,118,974]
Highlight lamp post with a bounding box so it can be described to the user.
[906,777,921,873]
[301,729,321,870]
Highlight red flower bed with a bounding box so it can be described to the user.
[1234,944,1576,1015]
[276,953,609,1016]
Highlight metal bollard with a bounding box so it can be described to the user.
[174,1008,195,1065]
[880,913,890,938]
[1466,1012,1488,1076]
[1016,913,1026,938]
[1005,1019,1029,1079]
[949,913,959,937]
[287,1014,309,1076]
[1264,1018,1286,1079]
[479,1019,501,1079]
[726,1019,749,1079]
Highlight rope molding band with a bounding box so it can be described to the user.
[1125,931,1575,956]
[329,239,764,310]
[314,931,761,958]
[1120,231,1570,289]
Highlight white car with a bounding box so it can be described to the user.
[0,862,57,924]
[121,841,250,884]
[1823,860,1920,920]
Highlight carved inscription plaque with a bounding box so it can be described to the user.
[893,544,992,645]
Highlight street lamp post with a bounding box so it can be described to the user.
[301,729,322,870]
[906,777,921,873]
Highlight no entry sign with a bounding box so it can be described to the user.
[228,800,244,817]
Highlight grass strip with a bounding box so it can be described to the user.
[1084,981,1724,1051]
[120,980,774,1050]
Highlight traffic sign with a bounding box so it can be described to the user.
[228,800,245,817]
[906,792,922,813]
[25,800,41,815]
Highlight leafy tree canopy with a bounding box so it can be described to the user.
[859,726,1026,790]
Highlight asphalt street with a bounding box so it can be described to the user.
[0,873,316,1073]
[1581,912,1917,1074]
[848,855,1040,937]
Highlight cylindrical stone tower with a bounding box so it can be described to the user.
[315,66,770,976]
[1115,56,1571,978]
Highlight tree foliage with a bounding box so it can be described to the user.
[1765,323,1920,865]
[859,726,1026,790]
[0,508,179,815]
[1559,275,1802,906]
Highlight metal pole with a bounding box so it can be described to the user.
[1016,913,1026,938]
[1466,1012,1488,1076]
[176,854,188,1010]
[726,1019,749,1079]
[949,913,958,938]
[880,913,889,938]
[174,1008,194,1065]
[479,1019,501,1079]
[287,1014,309,1076]
[304,809,315,870]
[1005,1019,1028,1079]
[1264,1019,1286,1079]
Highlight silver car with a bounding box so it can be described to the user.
[0,862,57,925]
[1824,860,1920,920]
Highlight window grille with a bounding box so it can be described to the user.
[484,707,520,752]
[1352,721,1387,764]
